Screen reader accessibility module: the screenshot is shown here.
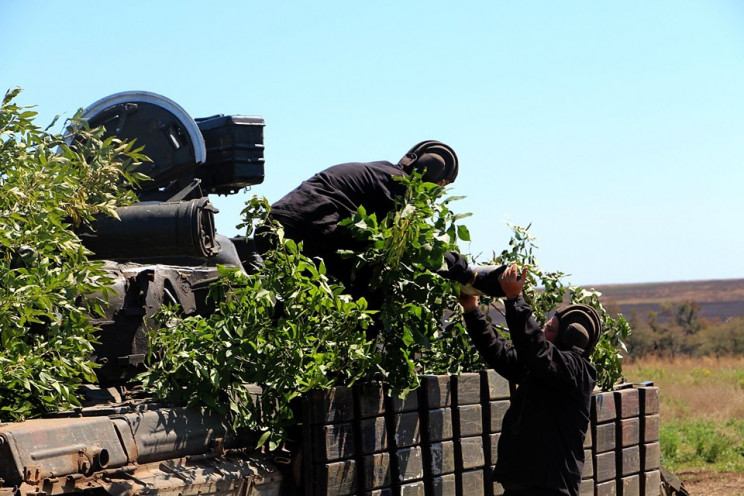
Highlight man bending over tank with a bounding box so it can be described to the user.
[457,264,600,496]
[256,140,484,303]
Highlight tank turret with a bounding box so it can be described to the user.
[68,91,265,386]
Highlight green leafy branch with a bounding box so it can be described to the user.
[485,223,631,390]
[339,172,482,392]
[0,88,143,419]
[141,197,374,449]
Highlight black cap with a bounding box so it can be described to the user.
[397,140,459,183]
[554,304,602,356]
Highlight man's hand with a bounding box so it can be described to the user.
[499,264,527,299]
[458,293,479,313]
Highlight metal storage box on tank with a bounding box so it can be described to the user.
[196,114,266,194]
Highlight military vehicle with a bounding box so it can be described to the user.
[0,91,286,496]
[0,92,669,496]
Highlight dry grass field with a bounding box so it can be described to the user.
[590,278,744,493]
[593,278,744,322]
[624,356,744,422]
[623,356,744,495]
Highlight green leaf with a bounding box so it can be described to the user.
[0,89,141,420]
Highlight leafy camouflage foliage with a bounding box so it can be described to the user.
[141,198,374,450]
[0,88,145,420]
[488,224,632,390]
[141,176,473,448]
[143,172,630,448]
[338,173,481,391]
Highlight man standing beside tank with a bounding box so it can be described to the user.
[456,264,600,496]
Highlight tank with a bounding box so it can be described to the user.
[0,92,286,496]
[0,93,667,496]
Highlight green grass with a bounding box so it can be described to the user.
[660,419,744,472]
[623,356,744,473]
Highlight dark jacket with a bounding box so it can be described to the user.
[264,161,408,296]
[269,161,407,240]
[463,296,596,496]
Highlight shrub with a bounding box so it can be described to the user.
[0,88,144,420]
[141,175,471,448]
[142,172,631,447]
[486,224,631,390]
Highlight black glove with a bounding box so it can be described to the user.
[439,252,508,298]
[469,264,507,298]
[438,251,476,284]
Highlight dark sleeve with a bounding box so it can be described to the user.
[269,162,405,235]
[321,163,407,240]
[439,251,474,284]
[463,308,525,382]
[505,296,589,388]
[327,162,407,221]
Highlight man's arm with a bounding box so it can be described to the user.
[458,294,524,382]
[500,266,591,388]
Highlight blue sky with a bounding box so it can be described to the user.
[3,1,743,286]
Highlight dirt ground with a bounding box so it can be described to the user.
[677,469,744,496]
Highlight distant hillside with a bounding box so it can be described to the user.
[590,279,744,322]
